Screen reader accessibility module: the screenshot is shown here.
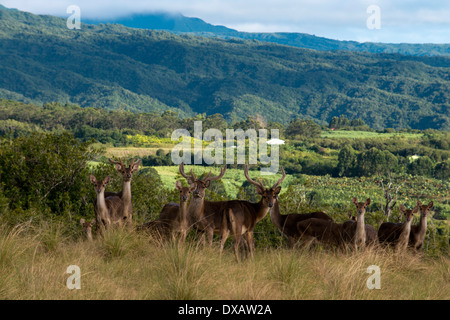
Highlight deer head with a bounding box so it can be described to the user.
[399,204,418,222]
[80,218,95,240]
[109,158,141,182]
[90,175,110,194]
[175,180,196,202]
[352,197,371,216]
[244,165,286,208]
[179,162,226,199]
[348,211,357,221]
[416,200,433,218]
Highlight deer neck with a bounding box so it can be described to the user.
[398,219,413,247]
[255,198,270,222]
[416,214,428,238]
[188,196,205,222]
[355,213,366,242]
[121,180,132,203]
[178,200,189,227]
[86,230,93,241]
[96,191,108,217]
[270,199,286,230]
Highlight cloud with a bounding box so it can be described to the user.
[1,0,449,43]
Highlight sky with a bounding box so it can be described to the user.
[1,0,450,43]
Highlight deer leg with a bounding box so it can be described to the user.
[244,231,255,259]
[219,228,230,256]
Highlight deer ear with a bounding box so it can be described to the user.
[365,198,371,206]
[132,159,141,172]
[104,176,110,184]
[427,201,434,209]
[189,183,196,191]
[352,197,358,205]
[90,219,96,225]
[80,218,85,225]
[175,180,182,190]
[399,204,406,213]
[417,200,422,207]
[412,206,420,214]
[255,185,265,195]
[273,186,282,195]
[90,175,97,184]
[204,180,211,188]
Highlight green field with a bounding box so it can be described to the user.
[321,130,424,139]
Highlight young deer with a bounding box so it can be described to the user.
[108,158,141,226]
[90,175,124,235]
[159,180,196,242]
[342,198,377,249]
[270,191,333,248]
[409,200,433,252]
[378,204,417,252]
[179,163,228,247]
[80,218,95,241]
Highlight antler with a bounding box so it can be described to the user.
[179,162,196,183]
[244,165,265,190]
[109,157,125,167]
[204,165,226,182]
[271,167,286,189]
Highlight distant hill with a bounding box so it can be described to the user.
[0,5,449,130]
[83,12,450,57]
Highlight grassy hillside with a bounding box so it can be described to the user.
[0,6,449,129]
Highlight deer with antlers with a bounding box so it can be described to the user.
[377,204,417,252]
[158,180,196,242]
[108,158,141,226]
[90,175,124,234]
[269,178,333,248]
[409,200,433,252]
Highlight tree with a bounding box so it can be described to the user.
[337,144,356,176]
[286,119,321,138]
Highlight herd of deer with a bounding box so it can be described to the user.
[82,158,434,261]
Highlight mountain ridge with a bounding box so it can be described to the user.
[0,5,449,130]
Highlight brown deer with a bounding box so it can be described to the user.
[409,200,433,252]
[377,204,417,252]
[90,175,124,234]
[223,165,287,260]
[296,218,347,249]
[80,218,95,241]
[179,163,228,247]
[342,198,377,249]
[270,188,333,248]
[158,180,196,242]
[108,158,141,226]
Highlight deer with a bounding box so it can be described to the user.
[223,165,287,260]
[179,162,228,247]
[80,218,95,241]
[158,180,196,242]
[377,204,417,252]
[108,158,141,226]
[269,186,333,248]
[409,200,434,252]
[341,198,377,249]
[296,218,347,249]
[90,175,124,235]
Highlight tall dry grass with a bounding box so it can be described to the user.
[0,222,448,300]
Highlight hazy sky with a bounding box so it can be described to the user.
[1,0,450,43]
